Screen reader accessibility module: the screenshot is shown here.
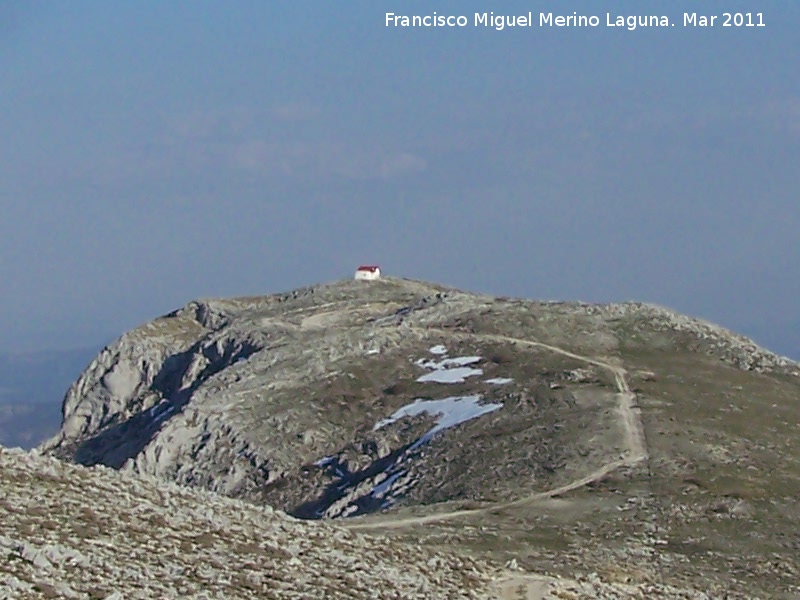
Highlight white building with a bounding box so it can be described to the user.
[354,265,381,280]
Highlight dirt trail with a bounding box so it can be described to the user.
[346,329,648,531]
[492,575,554,600]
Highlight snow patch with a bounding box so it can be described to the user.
[149,401,168,417]
[415,355,484,384]
[310,394,503,518]
[429,345,448,355]
[417,367,483,383]
[371,471,405,498]
[485,377,513,385]
[373,395,503,445]
[415,356,482,370]
[149,403,175,423]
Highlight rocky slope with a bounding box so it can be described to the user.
[0,445,492,599]
[1,445,730,599]
[38,278,800,596]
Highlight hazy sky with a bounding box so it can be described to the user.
[1,2,798,357]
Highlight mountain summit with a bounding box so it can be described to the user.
[40,278,800,595]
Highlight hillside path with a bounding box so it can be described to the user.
[492,575,553,600]
[346,329,648,530]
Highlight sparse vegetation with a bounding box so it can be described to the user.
[24,278,800,597]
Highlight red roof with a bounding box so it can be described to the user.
[356,265,380,272]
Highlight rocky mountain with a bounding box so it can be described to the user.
[0,445,492,599]
[2,445,732,599]
[37,278,800,596]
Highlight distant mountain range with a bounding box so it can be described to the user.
[0,346,100,448]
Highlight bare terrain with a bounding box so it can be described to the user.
[22,278,800,597]
[0,446,492,599]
